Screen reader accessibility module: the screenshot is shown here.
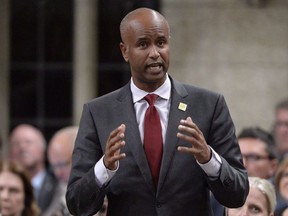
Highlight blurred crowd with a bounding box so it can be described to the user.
[212,97,288,216]
[0,97,287,215]
[0,124,107,216]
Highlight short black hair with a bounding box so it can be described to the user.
[276,98,288,111]
[238,126,278,160]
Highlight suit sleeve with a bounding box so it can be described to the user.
[66,103,106,216]
[206,94,249,208]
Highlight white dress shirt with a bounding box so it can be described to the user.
[94,75,222,186]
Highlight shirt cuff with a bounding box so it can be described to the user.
[197,146,222,180]
[94,156,118,187]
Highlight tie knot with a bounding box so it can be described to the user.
[145,94,158,106]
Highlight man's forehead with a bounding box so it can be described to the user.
[128,18,169,35]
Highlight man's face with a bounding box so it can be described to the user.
[274,108,288,154]
[239,138,276,179]
[48,142,72,184]
[0,171,25,216]
[9,126,44,170]
[120,14,170,92]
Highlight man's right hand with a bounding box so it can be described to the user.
[103,124,126,170]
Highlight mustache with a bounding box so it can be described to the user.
[146,61,163,67]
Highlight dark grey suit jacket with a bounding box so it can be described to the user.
[66,77,249,216]
[38,170,59,215]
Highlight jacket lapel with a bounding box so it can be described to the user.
[157,78,189,194]
[116,79,190,194]
[116,84,155,193]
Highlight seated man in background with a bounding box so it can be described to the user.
[273,98,288,161]
[238,126,279,181]
[47,126,78,216]
[212,126,278,215]
[9,124,60,215]
[48,125,108,216]
[48,126,78,184]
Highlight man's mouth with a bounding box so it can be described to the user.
[147,62,162,71]
[20,151,30,158]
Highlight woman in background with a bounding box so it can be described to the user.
[274,157,288,216]
[226,176,276,216]
[0,160,39,216]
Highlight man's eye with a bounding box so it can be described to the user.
[158,40,165,47]
[138,42,147,48]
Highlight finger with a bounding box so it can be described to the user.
[180,117,204,138]
[104,124,126,169]
[108,140,125,156]
[180,117,197,130]
[177,146,195,153]
[177,131,198,147]
[177,123,200,140]
[119,124,126,133]
[105,151,126,165]
[106,124,126,149]
[177,145,203,155]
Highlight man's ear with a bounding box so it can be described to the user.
[120,42,129,62]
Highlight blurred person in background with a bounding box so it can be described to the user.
[274,157,288,215]
[48,126,108,216]
[0,134,2,160]
[47,126,78,216]
[48,126,78,184]
[9,124,60,215]
[273,98,288,161]
[226,176,276,216]
[212,127,278,215]
[238,127,279,181]
[0,160,40,216]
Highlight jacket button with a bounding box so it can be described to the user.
[156,202,162,208]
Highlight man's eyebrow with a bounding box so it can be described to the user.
[135,37,149,43]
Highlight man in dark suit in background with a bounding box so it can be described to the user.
[66,7,249,216]
[9,124,60,215]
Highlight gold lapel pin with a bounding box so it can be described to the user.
[178,102,187,111]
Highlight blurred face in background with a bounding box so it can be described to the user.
[239,138,277,179]
[227,187,272,216]
[48,127,78,184]
[9,125,45,171]
[0,170,25,216]
[48,141,72,184]
[274,108,288,154]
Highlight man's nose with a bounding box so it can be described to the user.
[149,45,160,58]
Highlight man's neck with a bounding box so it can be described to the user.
[28,163,45,178]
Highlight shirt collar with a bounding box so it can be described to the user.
[130,74,171,103]
[31,170,46,191]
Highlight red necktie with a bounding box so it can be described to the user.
[143,94,163,189]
